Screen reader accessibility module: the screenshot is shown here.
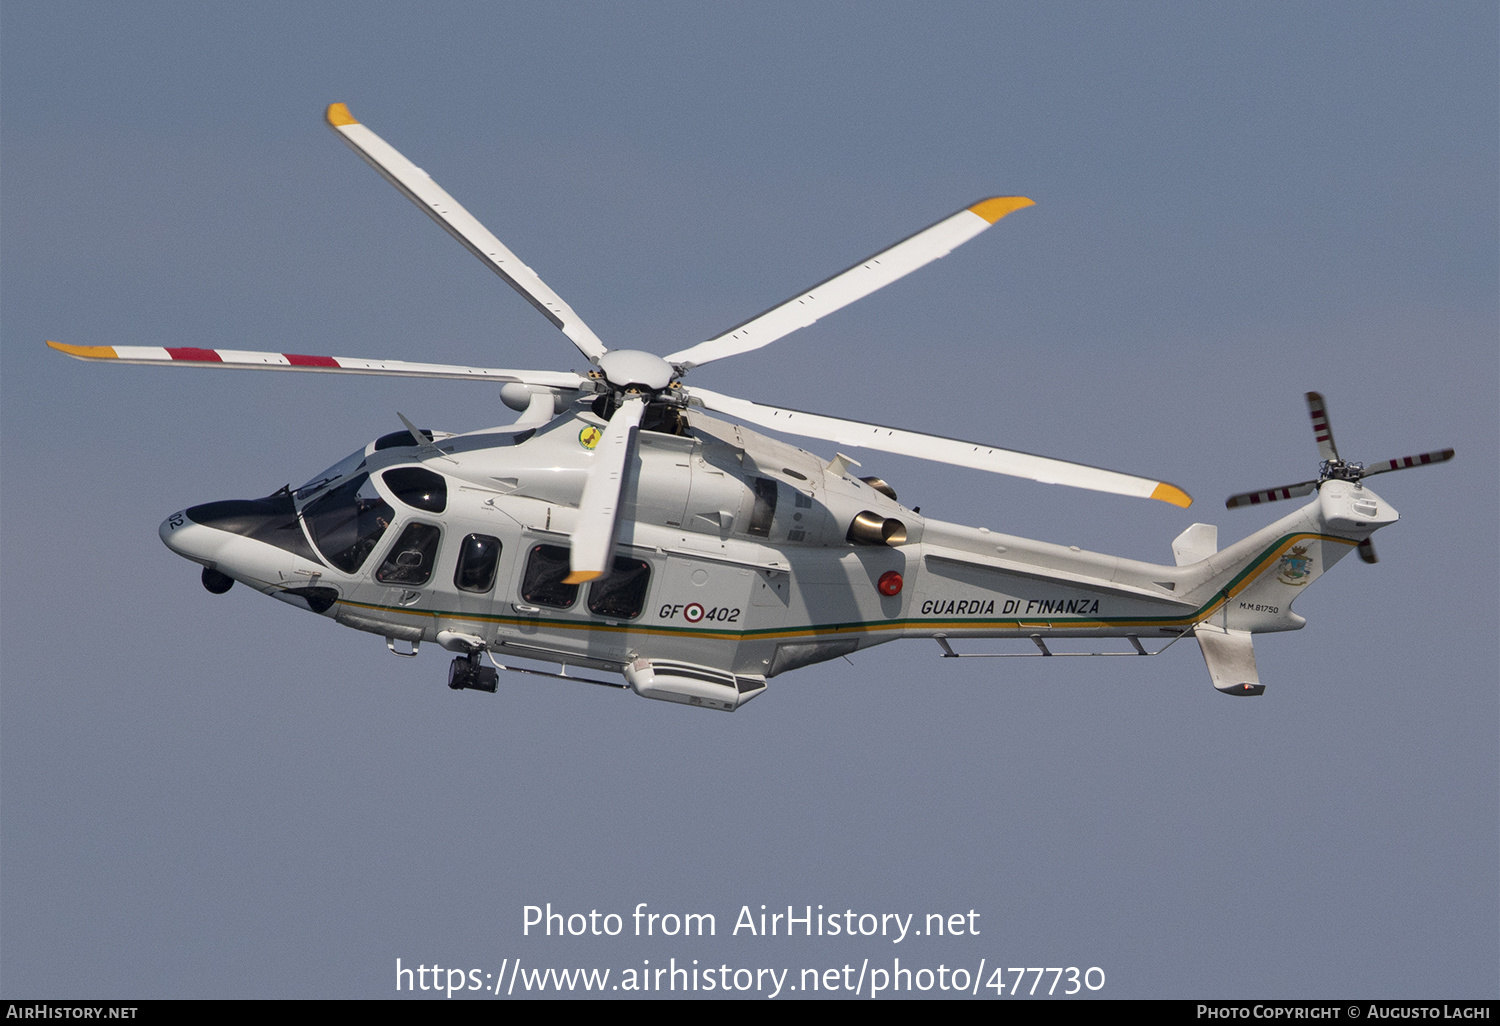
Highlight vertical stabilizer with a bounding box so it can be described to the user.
[1194,624,1264,696]
[1171,523,1218,566]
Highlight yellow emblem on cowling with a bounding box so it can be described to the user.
[578,425,602,450]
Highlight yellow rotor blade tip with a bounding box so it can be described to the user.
[1151,482,1193,508]
[47,341,118,360]
[325,103,358,127]
[968,196,1035,224]
[562,570,604,585]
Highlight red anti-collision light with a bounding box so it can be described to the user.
[878,571,903,596]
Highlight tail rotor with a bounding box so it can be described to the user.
[1225,392,1455,522]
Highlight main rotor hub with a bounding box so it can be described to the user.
[597,350,675,393]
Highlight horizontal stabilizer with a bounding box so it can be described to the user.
[1194,624,1264,697]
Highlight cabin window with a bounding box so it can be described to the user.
[303,472,394,573]
[747,477,778,537]
[382,466,447,513]
[521,544,578,608]
[454,534,502,593]
[375,522,442,585]
[587,557,652,620]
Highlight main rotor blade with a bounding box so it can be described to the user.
[1305,392,1339,462]
[565,395,646,584]
[689,387,1191,507]
[47,341,589,391]
[664,197,1034,371]
[324,103,610,364]
[1361,448,1455,477]
[1224,481,1318,509]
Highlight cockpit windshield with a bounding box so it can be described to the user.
[295,447,368,501]
[302,472,394,573]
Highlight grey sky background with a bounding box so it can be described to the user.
[2,1,1495,999]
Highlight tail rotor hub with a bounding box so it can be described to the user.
[1226,392,1453,512]
[1319,459,1365,483]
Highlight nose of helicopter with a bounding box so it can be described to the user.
[159,497,286,565]
[159,509,230,564]
[160,495,328,593]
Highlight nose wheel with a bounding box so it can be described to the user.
[447,651,498,693]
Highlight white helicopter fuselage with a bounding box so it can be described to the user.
[53,105,1447,710]
[159,405,1399,709]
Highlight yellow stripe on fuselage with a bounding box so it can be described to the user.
[324,533,1356,645]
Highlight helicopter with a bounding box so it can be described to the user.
[47,103,1456,711]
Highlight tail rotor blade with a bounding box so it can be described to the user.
[565,395,646,584]
[1229,395,1454,512]
[1305,392,1339,462]
[1361,448,1456,477]
[1225,481,1318,509]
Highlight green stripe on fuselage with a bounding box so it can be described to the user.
[324,532,1353,642]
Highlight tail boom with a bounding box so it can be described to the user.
[904,481,1396,695]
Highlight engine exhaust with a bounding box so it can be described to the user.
[847,510,907,546]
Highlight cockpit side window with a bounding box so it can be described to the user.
[302,473,393,574]
[381,466,447,513]
[375,522,442,586]
[521,545,578,609]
